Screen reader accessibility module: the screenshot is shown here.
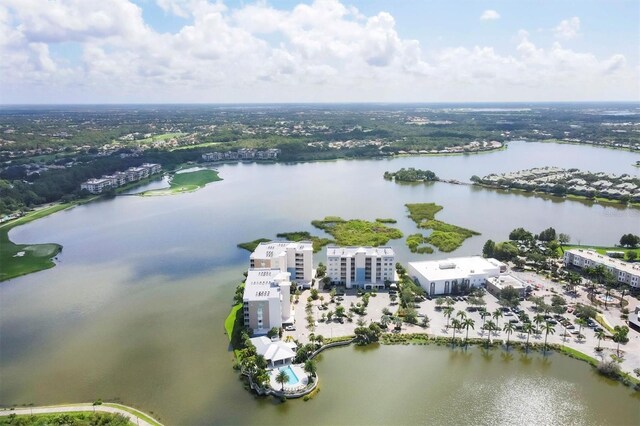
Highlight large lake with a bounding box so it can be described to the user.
[1,141,639,424]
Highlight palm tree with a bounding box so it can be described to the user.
[492,309,503,329]
[275,370,289,391]
[533,313,545,334]
[575,318,587,340]
[523,322,534,352]
[595,330,606,350]
[380,315,391,328]
[479,310,490,329]
[304,359,317,380]
[484,320,496,347]
[542,321,556,352]
[451,319,462,347]
[443,306,454,330]
[456,310,467,321]
[503,322,516,349]
[393,316,402,331]
[462,317,475,347]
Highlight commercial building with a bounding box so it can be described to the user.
[242,269,293,334]
[629,306,640,332]
[486,274,528,298]
[326,246,395,289]
[250,241,313,287]
[563,249,640,288]
[408,256,506,296]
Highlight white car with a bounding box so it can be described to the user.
[285,325,296,331]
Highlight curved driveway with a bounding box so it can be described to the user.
[0,403,162,426]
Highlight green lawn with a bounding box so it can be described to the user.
[140,169,221,196]
[136,132,184,144]
[0,204,72,282]
[311,217,403,246]
[225,304,242,342]
[558,244,638,257]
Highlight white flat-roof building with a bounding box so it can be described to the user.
[564,249,640,288]
[242,269,292,335]
[408,256,506,296]
[250,241,313,286]
[486,274,528,298]
[326,246,395,289]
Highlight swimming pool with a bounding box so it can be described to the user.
[279,365,300,385]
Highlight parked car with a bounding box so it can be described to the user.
[285,325,296,331]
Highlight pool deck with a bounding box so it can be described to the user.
[269,364,308,392]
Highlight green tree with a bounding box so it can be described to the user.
[612,326,629,356]
[492,308,503,329]
[276,370,289,391]
[538,227,557,242]
[462,317,475,346]
[480,310,490,328]
[619,233,640,248]
[509,227,533,241]
[523,322,534,352]
[304,359,317,379]
[503,321,516,349]
[443,306,454,329]
[575,318,587,340]
[595,330,606,350]
[482,240,496,258]
[451,318,462,346]
[484,320,497,347]
[626,250,638,262]
[542,321,556,352]
[420,315,430,328]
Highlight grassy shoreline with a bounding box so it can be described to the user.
[140,169,221,196]
[0,203,76,282]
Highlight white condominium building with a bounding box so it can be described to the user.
[242,269,292,334]
[408,256,506,296]
[564,249,640,288]
[250,241,313,286]
[326,246,395,289]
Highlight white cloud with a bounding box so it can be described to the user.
[0,1,636,103]
[480,10,500,21]
[554,16,580,40]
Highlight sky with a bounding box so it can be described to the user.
[1,0,639,104]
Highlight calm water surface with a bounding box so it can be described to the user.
[1,142,639,424]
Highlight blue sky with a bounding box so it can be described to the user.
[1,0,638,103]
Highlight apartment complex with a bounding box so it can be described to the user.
[408,256,506,296]
[80,163,161,194]
[326,246,395,289]
[250,241,313,287]
[563,249,640,288]
[202,148,280,162]
[242,269,293,334]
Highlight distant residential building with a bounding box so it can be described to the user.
[563,249,640,288]
[79,163,161,194]
[326,246,395,289]
[408,256,506,296]
[202,148,280,162]
[80,178,113,194]
[242,269,293,334]
[250,241,313,286]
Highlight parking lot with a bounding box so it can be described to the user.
[283,272,639,374]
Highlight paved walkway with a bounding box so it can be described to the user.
[0,403,161,426]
